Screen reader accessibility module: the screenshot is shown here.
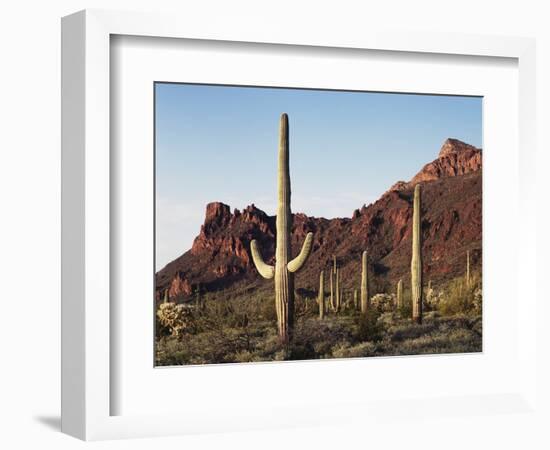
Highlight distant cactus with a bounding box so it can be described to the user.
[396,279,403,310]
[318,271,325,319]
[335,267,341,312]
[250,114,314,344]
[353,289,358,310]
[330,256,337,311]
[163,289,169,304]
[360,251,369,314]
[411,184,423,323]
[330,270,335,311]
[466,250,471,288]
[194,285,202,309]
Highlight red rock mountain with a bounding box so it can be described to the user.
[156,138,482,301]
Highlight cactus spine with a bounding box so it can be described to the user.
[250,113,314,344]
[466,250,471,288]
[360,251,369,314]
[396,279,403,310]
[411,184,423,324]
[319,271,325,319]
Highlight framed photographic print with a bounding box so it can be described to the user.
[153,84,483,366]
[62,9,538,441]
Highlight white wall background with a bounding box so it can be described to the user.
[0,1,548,449]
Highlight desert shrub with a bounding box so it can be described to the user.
[370,293,396,313]
[472,287,483,315]
[439,273,481,316]
[331,341,377,359]
[377,311,396,328]
[156,302,194,337]
[257,295,277,322]
[295,294,316,319]
[424,286,443,310]
[397,287,412,319]
[388,321,437,342]
[354,309,384,342]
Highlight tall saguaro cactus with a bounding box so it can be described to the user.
[360,251,369,314]
[411,184,423,324]
[318,271,325,319]
[250,113,314,344]
[396,279,403,310]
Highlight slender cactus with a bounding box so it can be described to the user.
[360,251,369,314]
[318,271,325,319]
[250,113,314,344]
[353,289,358,310]
[163,289,169,304]
[411,184,423,324]
[330,255,336,312]
[466,250,471,288]
[396,279,403,310]
[335,267,341,312]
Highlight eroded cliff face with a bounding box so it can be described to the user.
[156,138,482,301]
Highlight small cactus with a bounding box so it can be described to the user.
[318,270,325,319]
[411,184,423,324]
[360,250,369,314]
[396,279,403,310]
[335,267,341,312]
[466,250,471,288]
[250,114,314,344]
[330,270,335,311]
[353,289,358,310]
[163,289,169,304]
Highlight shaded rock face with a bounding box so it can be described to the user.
[156,138,482,301]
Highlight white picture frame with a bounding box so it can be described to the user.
[61,9,537,441]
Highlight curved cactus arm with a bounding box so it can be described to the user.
[287,232,314,273]
[250,240,275,279]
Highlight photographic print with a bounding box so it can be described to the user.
[154,84,482,366]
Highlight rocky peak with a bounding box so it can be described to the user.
[409,138,481,187]
[204,202,232,227]
[438,138,479,158]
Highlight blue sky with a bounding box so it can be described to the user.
[155,83,482,270]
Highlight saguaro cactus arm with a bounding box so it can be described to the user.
[288,232,314,273]
[250,239,275,279]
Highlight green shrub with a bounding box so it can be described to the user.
[439,273,481,316]
[354,309,384,342]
